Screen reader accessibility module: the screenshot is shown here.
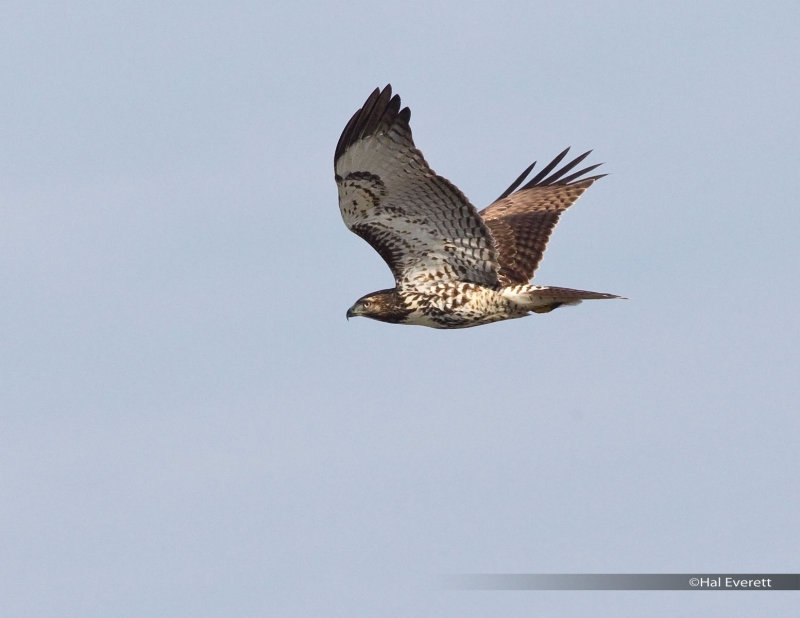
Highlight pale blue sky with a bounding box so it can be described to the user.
[2,1,798,616]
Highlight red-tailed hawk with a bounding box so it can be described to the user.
[335,85,621,328]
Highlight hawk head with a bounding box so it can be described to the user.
[346,289,411,324]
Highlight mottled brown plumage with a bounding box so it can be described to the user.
[480,149,604,285]
[335,85,621,328]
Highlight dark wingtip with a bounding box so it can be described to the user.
[495,161,537,201]
[335,85,411,165]
[517,148,605,190]
[490,147,606,202]
[526,147,571,186]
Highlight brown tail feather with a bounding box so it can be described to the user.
[527,286,623,313]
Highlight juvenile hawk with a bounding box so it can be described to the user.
[335,85,621,328]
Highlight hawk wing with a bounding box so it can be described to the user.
[335,85,500,289]
[479,148,605,285]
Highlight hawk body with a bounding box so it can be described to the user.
[336,85,621,329]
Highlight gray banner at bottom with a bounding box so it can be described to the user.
[443,574,800,591]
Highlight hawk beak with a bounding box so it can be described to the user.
[346,306,355,321]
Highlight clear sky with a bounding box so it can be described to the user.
[2,1,798,616]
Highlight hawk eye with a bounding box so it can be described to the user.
[362,300,371,308]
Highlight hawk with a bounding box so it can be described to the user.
[335,85,621,329]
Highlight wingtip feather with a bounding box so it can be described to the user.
[335,85,412,165]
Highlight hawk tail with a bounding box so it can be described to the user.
[504,285,624,314]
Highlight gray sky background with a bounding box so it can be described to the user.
[2,1,798,616]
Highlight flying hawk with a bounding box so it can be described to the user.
[335,85,621,328]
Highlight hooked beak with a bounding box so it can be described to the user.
[347,302,365,321]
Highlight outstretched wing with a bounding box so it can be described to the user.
[479,148,605,285]
[335,85,500,289]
